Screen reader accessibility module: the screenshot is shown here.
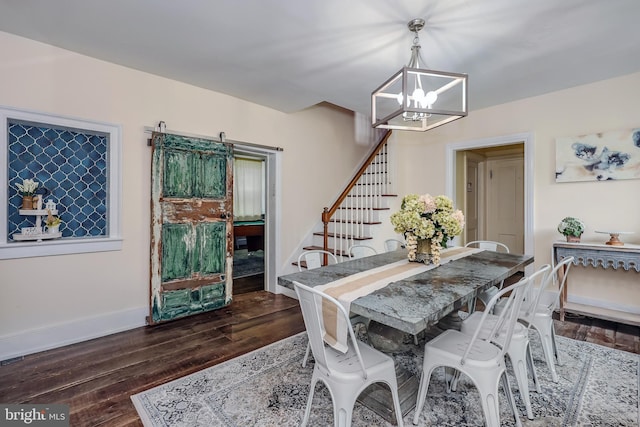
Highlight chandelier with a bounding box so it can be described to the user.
[371,18,468,132]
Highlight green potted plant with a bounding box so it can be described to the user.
[558,216,584,242]
[46,210,62,234]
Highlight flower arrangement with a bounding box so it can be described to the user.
[46,210,62,227]
[16,178,39,196]
[557,216,584,238]
[390,194,465,263]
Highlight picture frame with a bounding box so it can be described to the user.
[555,128,640,183]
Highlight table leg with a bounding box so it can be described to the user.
[559,262,567,321]
[356,361,419,424]
[358,312,463,423]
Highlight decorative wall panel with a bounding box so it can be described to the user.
[7,120,108,239]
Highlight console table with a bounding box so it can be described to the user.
[553,241,640,325]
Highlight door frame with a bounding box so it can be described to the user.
[445,132,534,270]
[232,142,281,294]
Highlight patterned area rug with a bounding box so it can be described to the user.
[131,331,639,426]
[232,249,264,278]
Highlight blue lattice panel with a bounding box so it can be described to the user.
[7,121,108,239]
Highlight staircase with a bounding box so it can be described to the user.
[296,130,397,268]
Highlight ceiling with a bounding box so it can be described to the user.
[1,0,640,116]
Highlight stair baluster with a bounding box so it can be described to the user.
[317,130,394,265]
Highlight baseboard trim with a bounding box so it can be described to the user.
[276,284,296,299]
[567,295,640,315]
[0,306,148,362]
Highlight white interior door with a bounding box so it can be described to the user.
[486,157,524,253]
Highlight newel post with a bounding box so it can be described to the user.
[322,207,331,264]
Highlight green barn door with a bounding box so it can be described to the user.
[149,132,233,324]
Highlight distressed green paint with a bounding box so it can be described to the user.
[196,153,226,198]
[160,133,230,155]
[160,289,192,320]
[163,150,194,197]
[155,284,226,320]
[200,283,227,310]
[161,223,193,281]
[195,222,225,274]
[150,132,233,324]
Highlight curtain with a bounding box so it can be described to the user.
[233,158,264,221]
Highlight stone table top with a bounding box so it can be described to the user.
[278,249,534,335]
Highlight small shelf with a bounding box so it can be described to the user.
[13,208,61,242]
[19,209,58,216]
[13,232,62,241]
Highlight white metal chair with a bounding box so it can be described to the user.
[298,249,339,271]
[495,256,574,383]
[298,249,339,367]
[384,238,405,252]
[293,281,404,427]
[413,276,531,427]
[347,244,377,259]
[459,264,551,420]
[465,240,510,311]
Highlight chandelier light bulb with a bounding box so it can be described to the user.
[412,88,425,107]
[425,91,438,106]
[396,92,403,105]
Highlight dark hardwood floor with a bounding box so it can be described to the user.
[232,273,265,294]
[1,274,638,427]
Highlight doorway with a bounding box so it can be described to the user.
[232,155,266,294]
[461,145,524,253]
[446,133,533,261]
[231,142,282,294]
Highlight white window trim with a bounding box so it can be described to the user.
[0,106,122,259]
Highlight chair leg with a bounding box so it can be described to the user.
[413,366,435,425]
[387,379,405,427]
[302,341,311,367]
[508,338,534,420]
[468,295,477,314]
[536,323,559,382]
[301,376,319,427]
[551,325,561,365]
[474,374,504,427]
[447,368,461,392]
[335,403,354,427]
[330,383,360,427]
[500,373,523,427]
[526,343,542,394]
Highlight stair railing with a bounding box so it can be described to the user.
[321,130,393,263]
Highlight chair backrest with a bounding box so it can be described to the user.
[465,240,510,253]
[384,239,405,252]
[293,281,367,377]
[462,274,531,364]
[348,244,377,259]
[517,264,551,318]
[528,256,574,318]
[297,250,338,271]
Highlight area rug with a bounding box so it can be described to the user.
[232,249,264,278]
[131,331,639,426]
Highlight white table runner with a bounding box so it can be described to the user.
[318,246,481,352]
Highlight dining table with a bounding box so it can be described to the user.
[278,247,534,423]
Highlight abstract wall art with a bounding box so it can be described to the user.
[555,128,640,182]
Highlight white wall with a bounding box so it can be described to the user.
[0,32,369,360]
[393,71,640,314]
